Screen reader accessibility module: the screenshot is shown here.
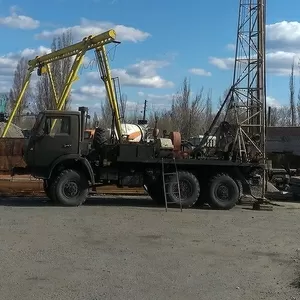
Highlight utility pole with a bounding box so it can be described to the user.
[142,100,147,121]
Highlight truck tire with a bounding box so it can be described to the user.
[93,127,107,150]
[208,173,239,210]
[51,169,89,206]
[166,171,200,208]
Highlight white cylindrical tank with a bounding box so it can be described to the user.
[121,123,145,142]
[105,123,147,142]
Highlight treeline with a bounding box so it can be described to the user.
[269,62,300,127]
[91,78,214,139]
[92,63,300,140]
[3,31,300,135]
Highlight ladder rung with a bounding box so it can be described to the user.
[164,182,179,186]
[161,157,182,212]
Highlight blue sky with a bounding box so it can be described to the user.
[0,0,300,116]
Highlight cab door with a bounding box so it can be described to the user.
[30,114,79,176]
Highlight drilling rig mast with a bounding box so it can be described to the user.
[197,0,266,162]
[227,0,267,162]
[194,0,267,199]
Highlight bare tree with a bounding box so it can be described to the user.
[145,109,173,137]
[34,75,53,112]
[204,89,213,131]
[7,57,32,125]
[119,93,128,122]
[277,107,291,126]
[126,103,140,124]
[34,30,73,112]
[268,106,280,126]
[213,89,230,127]
[297,59,300,125]
[92,112,99,128]
[289,62,296,126]
[99,98,113,128]
[171,77,205,138]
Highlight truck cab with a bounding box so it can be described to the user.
[24,110,82,178]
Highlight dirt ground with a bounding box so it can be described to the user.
[0,196,299,300]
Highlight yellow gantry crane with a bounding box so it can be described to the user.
[1,29,122,139]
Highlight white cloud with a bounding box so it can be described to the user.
[137,91,174,101]
[209,57,229,70]
[136,91,177,110]
[267,21,300,52]
[226,21,300,52]
[125,101,143,111]
[0,76,11,93]
[6,46,51,60]
[72,85,106,102]
[35,18,150,43]
[266,96,281,108]
[0,46,51,93]
[209,21,300,76]
[71,87,143,113]
[0,6,40,29]
[126,60,169,77]
[87,60,173,89]
[189,68,212,77]
[209,51,299,76]
[265,51,298,75]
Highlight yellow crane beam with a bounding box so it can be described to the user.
[28,30,116,67]
[95,46,122,141]
[1,29,117,138]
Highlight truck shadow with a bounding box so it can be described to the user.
[0,196,212,210]
[0,197,54,207]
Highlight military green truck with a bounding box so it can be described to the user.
[13,107,262,209]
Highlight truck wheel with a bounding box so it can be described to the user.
[51,169,89,206]
[167,171,200,208]
[93,127,107,150]
[208,173,239,210]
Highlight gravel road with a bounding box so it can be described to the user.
[0,196,299,300]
